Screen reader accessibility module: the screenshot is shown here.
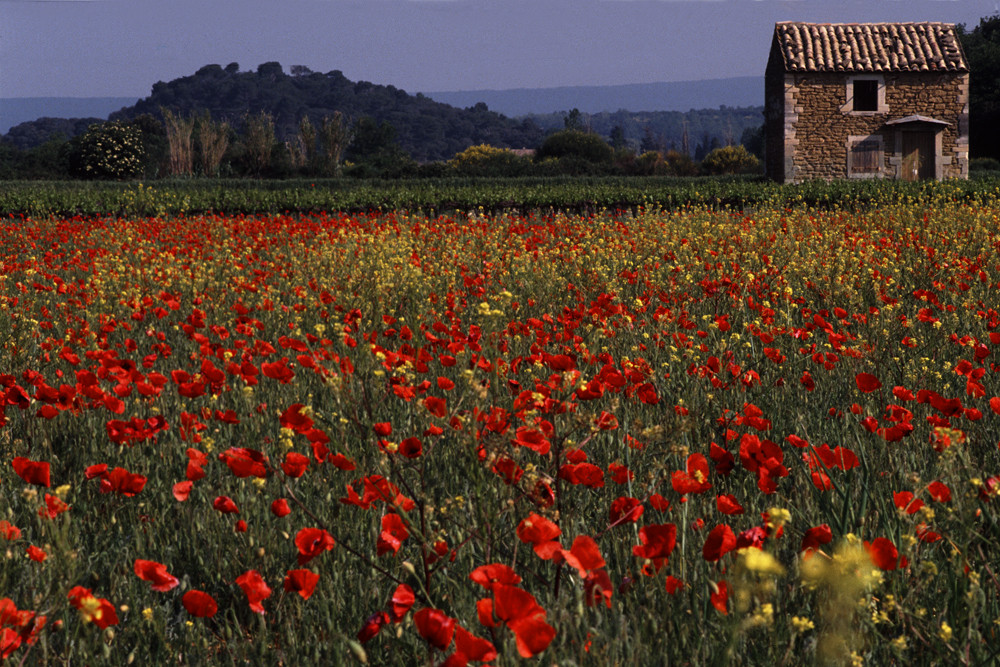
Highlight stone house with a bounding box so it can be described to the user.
[765,22,969,183]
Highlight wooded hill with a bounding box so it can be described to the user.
[106,62,544,163]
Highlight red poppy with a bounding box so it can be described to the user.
[516,513,561,544]
[584,568,613,608]
[235,570,272,614]
[390,584,416,621]
[134,559,179,592]
[855,373,882,393]
[716,494,744,515]
[270,498,291,517]
[294,527,335,565]
[283,569,320,600]
[358,611,391,643]
[12,458,50,487]
[892,491,924,515]
[671,453,711,495]
[373,422,392,436]
[512,427,551,455]
[424,396,447,418]
[558,462,604,488]
[470,563,522,590]
[608,496,644,525]
[38,494,70,519]
[67,587,118,628]
[100,467,147,496]
[261,359,295,383]
[508,612,556,658]
[212,496,239,514]
[376,513,409,556]
[26,545,46,562]
[398,437,423,458]
[281,452,310,478]
[172,481,193,502]
[710,580,729,615]
[632,523,677,560]
[595,411,619,431]
[927,481,952,503]
[866,537,899,571]
[665,575,684,594]
[218,447,269,478]
[801,524,833,553]
[561,535,605,576]
[608,462,633,484]
[454,625,497,662]
[414,607,455,651]
[279,403,314,432]
[702,524,737,562]
[182,590,218,617]
[0,520,21,540]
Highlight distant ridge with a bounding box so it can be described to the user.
[0,97,137,134]
[423,77,763,116]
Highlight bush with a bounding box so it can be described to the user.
[448,145,531,177]
[700,144,760,176]
[66,121,146,180]
[970,157,1000,172]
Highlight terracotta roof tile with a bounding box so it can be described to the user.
[773,22,968,72]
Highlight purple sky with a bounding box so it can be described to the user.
[3,0,997,98]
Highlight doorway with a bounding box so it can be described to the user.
[901,131,936,181]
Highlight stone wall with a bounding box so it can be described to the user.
[774,71,968,183]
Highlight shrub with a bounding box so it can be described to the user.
[448,145,530,177]
[970,157,1000,172]
[67,121,146,180]
[700,144,760,175]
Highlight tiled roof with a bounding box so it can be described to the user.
[773,22,968,73]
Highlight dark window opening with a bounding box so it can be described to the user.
[853,80,879,112]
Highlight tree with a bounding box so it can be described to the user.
[318,112,351,177]
[344,116,416,177]
[243,111,275,176]
[197,113,230,177]
[610,125,628,151]
[958,15,1000,159]
[563,108,585,131]
[161,108,195,176]
[535,129,613,164]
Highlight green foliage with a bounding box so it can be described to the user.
[109,62,545,162]
[447,144,531,177]
[700,144,761,175]
[535,131,614,174]
[528,106,763,158]
[958,14,1000,159]
[5,174,1000,218]
[66,120,146,180]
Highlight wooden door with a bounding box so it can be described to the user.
[902,132,936,181]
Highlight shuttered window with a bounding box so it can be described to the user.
[848,137,882,177]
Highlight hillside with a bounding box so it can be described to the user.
[107,63,544,163]
[424,77,763,117]
[2,66,765,163]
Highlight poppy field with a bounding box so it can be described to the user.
[2,198,1000,664]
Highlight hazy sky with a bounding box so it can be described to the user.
[3,0,998,99]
